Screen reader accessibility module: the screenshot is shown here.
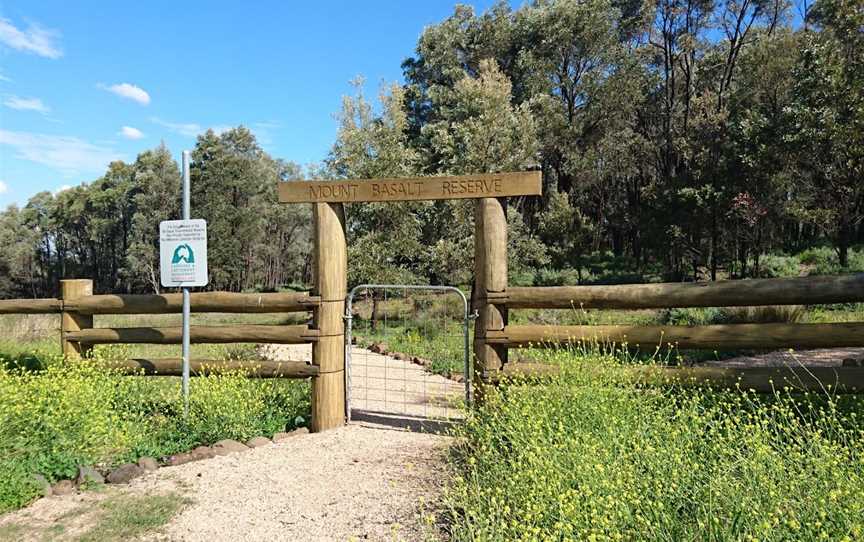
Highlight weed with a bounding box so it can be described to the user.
[444,350,864,541]
[0,351,309,513]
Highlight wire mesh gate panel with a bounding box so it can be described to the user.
[345,285,472,421]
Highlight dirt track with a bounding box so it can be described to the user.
[704,347,864,367]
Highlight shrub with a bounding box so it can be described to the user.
[797,246,864,274]
[798,246,837,267]
[444,353,864,541]
[533,267,582,286]
[752,253,801,278]
[661,307,724,326]
[509,268,536,287]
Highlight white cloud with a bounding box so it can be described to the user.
[119,126,144,140]
[150,117,201,137]
[251,121,280,146]
[0,129,124,176]
[99,82,150,105]
[0,180,8,194]
[53,184,72,195]
[0,18,62,59]
[0,72,10,82]
[3,95,50,114]
[150,117,232,138]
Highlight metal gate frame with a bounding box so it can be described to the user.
[344,284,474,421]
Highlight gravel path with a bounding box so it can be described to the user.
[261,344,466,419]
[149,425,450,541]
[2,425,451,542]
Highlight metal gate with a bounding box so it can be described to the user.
[344,285,473,421]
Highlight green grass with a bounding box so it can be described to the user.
[0,492,190,541]
[350,293,469,376]
[443,349,864,541]
[77,493,191,542]
[354,321,468,376]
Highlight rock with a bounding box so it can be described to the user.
[76,466,104,486]
[246,436,271,448]
[190,446,215,460]
[393,352,408,361]
[412,356,426,366]
[272,432,292,442]
[211,439,249,456]
[452,373,464,383]
[842,358,862,367]
[51,480,75,496]
[106,463,144,484]
[137,457,159,471]
[32,474,52,497]
[165,452,194,467]
[369,343,387,354]
[272,427,309,442]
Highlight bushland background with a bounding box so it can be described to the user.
[2,0,862,299]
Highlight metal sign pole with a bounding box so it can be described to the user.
[181,150,191,416]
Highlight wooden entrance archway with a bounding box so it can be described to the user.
[278,171,542,431]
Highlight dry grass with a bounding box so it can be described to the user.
[722,304,807,324]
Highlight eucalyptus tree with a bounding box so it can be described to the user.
[782,0,864,267]
[126,144,179,293]
[190,127,280,291]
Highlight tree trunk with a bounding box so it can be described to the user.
[710,211,718,281]
[371,295,381,332]
[838,234,850,268]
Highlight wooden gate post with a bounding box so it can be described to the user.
[60,279,93,360]
[311,202,347,431]
[474,198,508,381]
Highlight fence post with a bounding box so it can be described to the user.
[474,197,508,383]
[310,202,347,432]
[60,279,93,360]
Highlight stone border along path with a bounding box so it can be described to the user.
[261,343,467,419]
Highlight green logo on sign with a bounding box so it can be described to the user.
[172,244,195,264]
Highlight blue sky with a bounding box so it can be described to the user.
[0,1,503,208]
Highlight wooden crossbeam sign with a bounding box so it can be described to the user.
[278,171,541,203]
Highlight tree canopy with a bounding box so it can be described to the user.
[1,0,861,298]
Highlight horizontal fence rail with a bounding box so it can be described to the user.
[0,291,319,315]
[492,274,864,310]
[67,291,319,314]
[494,363,864,393]
[0,298,63,314]
[485,322,864,350]
[65,325,318,345]
[107,358,318,378]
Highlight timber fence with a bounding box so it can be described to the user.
[474,272,864,393]
[0,279,320,380]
